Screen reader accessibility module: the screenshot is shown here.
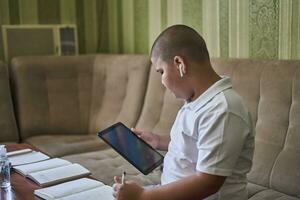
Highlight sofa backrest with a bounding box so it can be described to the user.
[8,54,300,196]
[88,54,150,134]
[212,58,300,197]
[0,61,19,143]
[11,55,95,139]
[11,54,150,139]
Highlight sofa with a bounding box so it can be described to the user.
[0,55,299,199]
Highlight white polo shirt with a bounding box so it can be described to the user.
[161,77,255,200]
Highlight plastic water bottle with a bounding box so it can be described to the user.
[0,145,11,188]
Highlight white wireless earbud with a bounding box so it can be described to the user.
[179,64,184,78]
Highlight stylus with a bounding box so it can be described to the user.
[121,171,126,184]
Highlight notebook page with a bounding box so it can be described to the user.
[14,158,71,176]
[28,163,90,186]
[34,178,105,199]
[61,185,113,200]
[9,151,50,166]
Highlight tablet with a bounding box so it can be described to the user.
[98,122,164,175]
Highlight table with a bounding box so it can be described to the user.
[0,143,42,200]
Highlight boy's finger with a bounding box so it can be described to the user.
[114,176,122,183]
[113,191,118,198]
[112,183,116,191]
[112,183,122,191]
[131,128,142,135]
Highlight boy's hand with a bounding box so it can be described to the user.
[131,128,160,149]
[113,176,144,200]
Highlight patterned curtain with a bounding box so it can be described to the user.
[0,0,299,60]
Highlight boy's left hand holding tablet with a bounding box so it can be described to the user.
[113,172,145,200]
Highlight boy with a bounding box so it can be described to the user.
[113,25,254,200]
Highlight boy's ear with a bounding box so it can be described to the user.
[174,56,187,75]
[179,64,184,77]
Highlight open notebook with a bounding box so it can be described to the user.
[14,158,91,187]
[8,148,49,166]
[34,178,114,200]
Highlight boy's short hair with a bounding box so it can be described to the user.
[150,25,210,63]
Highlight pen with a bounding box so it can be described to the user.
[121,171,126,184]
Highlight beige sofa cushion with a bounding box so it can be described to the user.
[11,54,150,156]
[247,182,300,199]
[0,61,19,143]
[63,149,162,186]
[247,182,267,198]
[212,59,300,197]
[11,55,95,139]
[88,54,151,134]
[26,135,107,157]
[248,189,300,200]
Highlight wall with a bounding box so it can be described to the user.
[0,0,299,61]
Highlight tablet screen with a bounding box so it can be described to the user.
[98,122,164,175]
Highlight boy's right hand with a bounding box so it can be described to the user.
[131,128,160,149]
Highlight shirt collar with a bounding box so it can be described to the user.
[183,77,232,111]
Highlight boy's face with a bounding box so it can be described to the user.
[151,57,188,100]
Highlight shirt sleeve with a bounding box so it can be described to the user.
[196,110,249,177]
